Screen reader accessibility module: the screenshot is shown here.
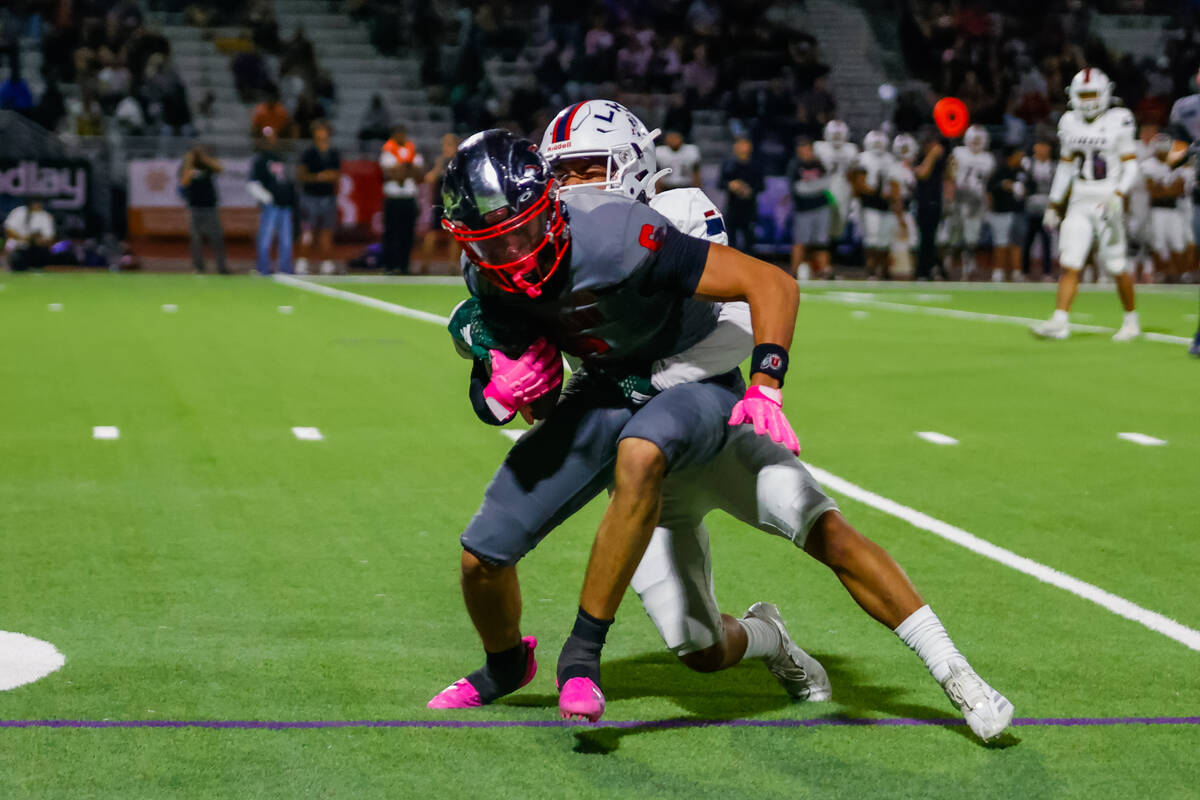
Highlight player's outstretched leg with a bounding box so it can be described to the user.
[1032,266,1081,339]
[804,511,1013,741]
[1111,271,1141,342]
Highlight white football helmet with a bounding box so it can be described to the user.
[964,125,989,154]
[892,133,918,161]
[863,130,889,155]
[1068,68,1113,121]
[824,119,850,147]
[539,100,664,200]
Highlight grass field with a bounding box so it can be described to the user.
[1,273,1198,799]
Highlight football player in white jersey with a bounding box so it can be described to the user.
[889,133,919,278]
[851,130,899,279]
[1033,68,1142,341]
[814,120,859,245]
[534,99,1014,741]
[1141,133,1187,280]
[946,125,996,280]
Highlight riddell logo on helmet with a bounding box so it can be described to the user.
[545,142,571,153]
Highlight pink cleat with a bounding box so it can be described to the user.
[558,677,606,722]
[427,636,538,709]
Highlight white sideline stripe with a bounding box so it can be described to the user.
[808,293,1193,345]
[162,303,178,313]
[916,431,958,446]
[291,427,324,441]
[299,273,1200,653]
[803,462,1200,652]
[273,274,450,325]
[500,429,526,443]
[1117,432,1167,446]
[92,426,119,440]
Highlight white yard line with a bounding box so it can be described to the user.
[809,292,1192,345]
[273,274,451,325]
[1117,432,1167,446]
[92,426,119,440]
[277,273,1200,653]
[291,427,324,441]
[803,462,1200,652]
[916,431,959,446]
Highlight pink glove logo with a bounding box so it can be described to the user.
[728,385,801,455]
[482,338,564,421]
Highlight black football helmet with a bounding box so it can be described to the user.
[441,129,569,298]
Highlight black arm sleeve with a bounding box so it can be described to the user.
[467,357,512,426]
[643,225,711,295]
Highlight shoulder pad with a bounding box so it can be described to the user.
[649,188,728,244]
[561,190,668,289]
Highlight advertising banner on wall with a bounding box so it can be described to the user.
[0,158,92,234]
[127,158,258,238]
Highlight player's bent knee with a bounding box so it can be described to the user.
[678,642,727,673]
[460,548,511,582]
[615,437,667,488]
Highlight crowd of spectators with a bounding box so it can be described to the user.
[897,1,1200,145]
[443,0,837,173]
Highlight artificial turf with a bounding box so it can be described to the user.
[1,273,1197,799]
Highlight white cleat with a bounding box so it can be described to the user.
[295,258,309,275]
[320,259,337,275]
[1111,321,1141,342]
[1031,317,1070,340]
[743,602,831,702]
[941,659,1013,742]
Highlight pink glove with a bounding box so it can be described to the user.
[482,337,563,420]
[728,385,801,455]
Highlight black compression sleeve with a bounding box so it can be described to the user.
[645,226,711,295]
[468,358,511,425]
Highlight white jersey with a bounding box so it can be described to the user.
[814,140,859,181]
[853,150,895,210]
[648,187,746,392]
[655,144,703,191]
[1023,155,1056,213]
[1140,157,1180,202]
[889,161,916,205]
[648,187,728,245]
[951,147,995,212]
[1057,107,1137,204]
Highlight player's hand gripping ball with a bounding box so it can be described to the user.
[483,337,564,422]
[933,97,969,139]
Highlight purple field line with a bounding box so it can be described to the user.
[2,717,1198,730]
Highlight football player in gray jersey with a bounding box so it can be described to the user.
[429,129,804,723]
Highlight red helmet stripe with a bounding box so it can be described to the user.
[1085,67,1091,82]
[552,102,586,143]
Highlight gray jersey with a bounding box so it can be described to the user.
[465,191,718,374]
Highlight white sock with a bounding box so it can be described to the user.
[894,605,963,685]
[1124,310,1139,326]
[1051,309,1069,325]
[739,616,782,659]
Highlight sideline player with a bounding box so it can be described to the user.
[988,146,1027,282]
[433,107,1013,741]
[814,120,859,247]
[430,127,803,727]
[786,136,833,279]
[1141,133,1187,280]
[945,125,995,280]
[850,130,897,279]
[889,133,919,279]
[1033,68,1141,341]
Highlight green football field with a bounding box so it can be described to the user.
[1,273,1198,799]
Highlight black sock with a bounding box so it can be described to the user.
[465,640,528,704]
[557,607,613,685]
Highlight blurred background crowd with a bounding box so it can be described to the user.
[2,0,1200,276]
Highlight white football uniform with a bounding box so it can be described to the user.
[1127,142,1153,252]
[630,187,840,657]
[1056,107,1138,273]
[1141,157,1186,257]
[1179,161,1195,246]
[655,143,703,191]
[814,139,859,238]
[854,150,897,250]
[949,147,995,248]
